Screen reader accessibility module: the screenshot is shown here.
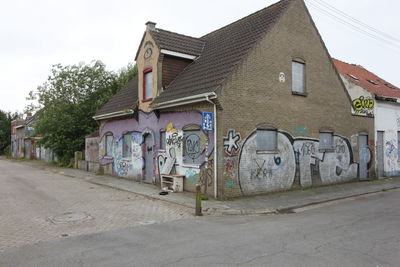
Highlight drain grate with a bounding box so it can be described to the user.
[48,212,93,224]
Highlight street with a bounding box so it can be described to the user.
[0,158,192,253]
[0,158,399,266]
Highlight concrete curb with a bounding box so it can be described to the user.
[211,186,400,216]
[87,176,400,217]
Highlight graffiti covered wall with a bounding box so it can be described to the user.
[99,110,214,192]
[223,128,369,196]
[340,74,374,117]
[375,101,400,176]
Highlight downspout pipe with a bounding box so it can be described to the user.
[205,93,218,200]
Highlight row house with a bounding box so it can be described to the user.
[334,59,400,178]
[94,0,374,199]
[10,113,56,162]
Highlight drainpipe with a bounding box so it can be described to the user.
[206,94,218,199]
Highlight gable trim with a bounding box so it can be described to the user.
[160,49,197,60]
[152,92,217,109]
[93,109,134,121]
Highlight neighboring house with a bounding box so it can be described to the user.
[94,0,374,199]
[11,119,25,158]
[334,58,400,178]
[10,113,57,162]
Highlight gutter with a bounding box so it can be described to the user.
[93,109,134,121]
[151,92,217,110]
[205,94,218,200]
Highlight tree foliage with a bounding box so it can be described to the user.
[27,60,137,163]
[0,110,19,155]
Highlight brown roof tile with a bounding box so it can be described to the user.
[150,29,205,56]
[152,0,292,105]
[95,75,138,117]
[333,58,400,99]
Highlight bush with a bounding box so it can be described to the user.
[4,145,11,158]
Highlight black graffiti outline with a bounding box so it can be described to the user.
[223,129,241,155]
[238,130,359,195]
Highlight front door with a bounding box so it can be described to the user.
[377,131,385,178]
[144,134,154,183]
[358,135,368,180]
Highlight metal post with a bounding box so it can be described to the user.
[195,184,203,216]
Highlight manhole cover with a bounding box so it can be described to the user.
[49,212,93,224]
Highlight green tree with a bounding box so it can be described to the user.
[27,60,137,164]
[0,110,19,155]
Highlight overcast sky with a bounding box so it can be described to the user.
[1,0,399,113]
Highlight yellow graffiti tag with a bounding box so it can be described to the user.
[352,96,374,115]
[166,122,177,133]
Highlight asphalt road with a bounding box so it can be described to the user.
[1,185,399,266]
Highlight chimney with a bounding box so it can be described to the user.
[146,21,156,32]
[26,112,32,121]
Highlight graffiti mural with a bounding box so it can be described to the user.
[385,139,398,173]
[98,111,214,191]
[199,158,213,195]
[352,96,374,116]
[238,129,363,195]
[223,129,241,156]
[184,132,201,163]
[239,131,296,195]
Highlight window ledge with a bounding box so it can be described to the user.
[103,156,113,160]
[292,91,308,97]
[319,148,334,153]
[181,164,201,169]
[142,98,153,103]
[256,150,279,154]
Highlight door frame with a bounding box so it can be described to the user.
[142,131,155,184]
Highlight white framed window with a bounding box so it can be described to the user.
[292,61,305,94]
[319,132,333,150]
[143,69,153,101]
[257,129,277,151]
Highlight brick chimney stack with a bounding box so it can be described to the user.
[146,21,156,32]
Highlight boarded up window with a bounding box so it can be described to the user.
[292,61,305,94]
[123,134,132,158]
[183,129,202,165]
[106,135,113,157]
[256,129,277,151]
[319,132,333,150]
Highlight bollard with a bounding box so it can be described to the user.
[195,184,203,216]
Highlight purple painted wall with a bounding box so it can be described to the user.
[98,110,214,188]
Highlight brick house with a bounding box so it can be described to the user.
[334,58,400,178]
[94,0,374,199]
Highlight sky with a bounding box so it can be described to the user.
[1,0,399,113]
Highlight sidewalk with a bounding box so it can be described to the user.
[14,158,400,216]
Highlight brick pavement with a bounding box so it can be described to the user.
[0,158,192,254]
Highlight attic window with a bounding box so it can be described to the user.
[347,74,359,81]
[367,79,379,86]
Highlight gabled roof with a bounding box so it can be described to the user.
[150,29,205,56]
[94,75,138,119]
[152,0,292,105]
[333,58,400,99]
